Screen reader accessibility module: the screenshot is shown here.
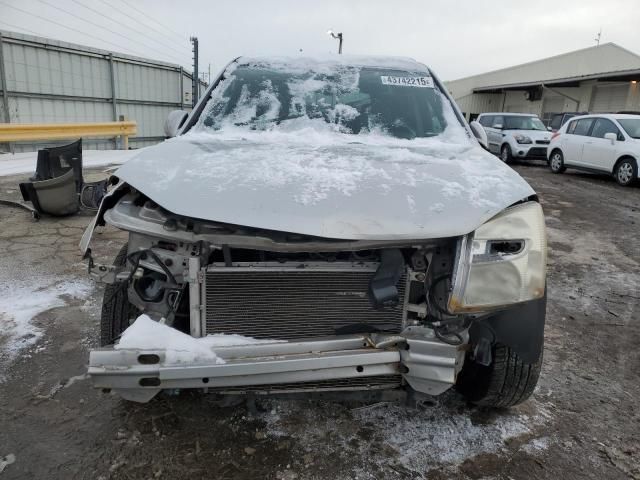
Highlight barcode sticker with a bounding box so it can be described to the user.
[380,76,434,88]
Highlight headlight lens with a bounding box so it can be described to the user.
[448,202,546,313]
[514,134,533,144]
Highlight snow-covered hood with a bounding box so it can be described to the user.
[114,133,535,240]
[503,129,551,142]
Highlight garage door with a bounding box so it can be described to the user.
[590,84,629,113]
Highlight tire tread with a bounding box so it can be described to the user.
[457,344,542,408]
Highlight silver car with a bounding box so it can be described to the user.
[477,112,552,162]
[83,56,547,406]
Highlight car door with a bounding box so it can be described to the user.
[563,118,595,166]
[581,118,623,172]
[488,115,504,154]
[479,115,496,153]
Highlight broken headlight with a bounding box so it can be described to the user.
[448,201,546,313]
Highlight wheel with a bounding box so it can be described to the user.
[549,150,566,173]
[500,144,513,163]
[100,244,139,346]
[456,344,542,408]
[613,158,637,186]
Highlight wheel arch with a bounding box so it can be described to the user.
[612,154,638,175]
[500,141,512,152]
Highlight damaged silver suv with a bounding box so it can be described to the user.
[82,56,547,406]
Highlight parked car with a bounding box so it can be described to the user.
[548,114,640,186]
[546,112,588,133]
[477,112,552,162]
[82,56,547,407]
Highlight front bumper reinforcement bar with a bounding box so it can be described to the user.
[88,328,463,403]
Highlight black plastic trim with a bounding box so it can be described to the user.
[469,290,547,364]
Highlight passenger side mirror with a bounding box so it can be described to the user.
[547,126,553,131]
[164,110,189,138]
[604,132,617,144]
[469,121,489,150]
[493,124,503,130]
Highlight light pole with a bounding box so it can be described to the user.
[327,29,343,54]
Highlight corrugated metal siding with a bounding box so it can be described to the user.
[0,29,206,153]
[4,42,111,98]
[114,62,180,103]
[590,84,630,113]
[117,103,174,138]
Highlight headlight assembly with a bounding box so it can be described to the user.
[514,134,533,144]
[448,201,547,313]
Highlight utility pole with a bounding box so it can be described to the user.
[190,36,199,107]
[327,30,343,54]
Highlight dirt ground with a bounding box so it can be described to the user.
[0,160,638,480]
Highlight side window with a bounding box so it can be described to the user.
[549,115,563,130]
[590,118,623,140]
[492,115,504,128]
[566,120,577,134]
[573,118,594,136]
[478,115,493,127]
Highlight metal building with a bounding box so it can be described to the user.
[446,43,640,124]
[0,29,206,152]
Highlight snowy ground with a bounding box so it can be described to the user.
[0,161,638,479]
[0,149,140,177]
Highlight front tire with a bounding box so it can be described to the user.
[100,244,139,346]
[500,144,513,164]
[614,158,637,186]
[549,150,566,173]
[456,344,542,408]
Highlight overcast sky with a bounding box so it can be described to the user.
[1,0,639,81]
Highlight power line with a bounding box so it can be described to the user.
[120,0,189,42]
[0,1,154,59]
[33,0,188,65]
[0,20,43,37]
[72,0,191,58]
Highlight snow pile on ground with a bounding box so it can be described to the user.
[0,149,142,177]
[116,314,284,365]
[261,397,553,475]
[0,277,93,374]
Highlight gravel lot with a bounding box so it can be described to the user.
[0,160,638,479]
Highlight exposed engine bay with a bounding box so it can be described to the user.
[84,185,493,402]
[89,188,472,344]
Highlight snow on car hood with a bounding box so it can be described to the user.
[114,130,535,240]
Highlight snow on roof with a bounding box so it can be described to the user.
[236,54,431,73]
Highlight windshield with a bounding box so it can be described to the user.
[195,63,455,140]
[617,118,640,139]
[503,116,547,131]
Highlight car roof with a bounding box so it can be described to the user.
[565,113,640,122]
[235,55,431,73]
[478,112,537,117]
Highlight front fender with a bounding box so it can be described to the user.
[469,291,547,364]
[79,180,129,254]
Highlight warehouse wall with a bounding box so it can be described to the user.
[0,30,206,153]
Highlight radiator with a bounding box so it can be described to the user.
[203,262,406,340]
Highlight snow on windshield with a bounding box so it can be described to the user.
[192,58,469,144]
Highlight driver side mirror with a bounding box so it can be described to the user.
[164,110,189,138]
[604,132,617,144]
[469,121,489,151]
[493,124,503,130]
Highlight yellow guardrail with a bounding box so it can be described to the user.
[0,121,137,149]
